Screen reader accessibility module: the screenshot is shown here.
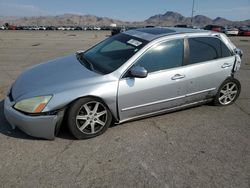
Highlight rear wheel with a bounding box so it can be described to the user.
[214,78,241,106]
[67,98,112,139]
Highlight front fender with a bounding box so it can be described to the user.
[43,80,119,121]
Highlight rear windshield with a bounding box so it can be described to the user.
[83,34,148,74]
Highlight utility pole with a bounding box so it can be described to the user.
[79,15,82,26]
[191,0,195,25]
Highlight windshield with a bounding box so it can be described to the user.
[83,33,148,74]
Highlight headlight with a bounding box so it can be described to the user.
[14,96,52,113]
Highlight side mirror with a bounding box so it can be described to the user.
[130,66,148,78]
[75,50,85,55]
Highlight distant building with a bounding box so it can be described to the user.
[110,23,117,28]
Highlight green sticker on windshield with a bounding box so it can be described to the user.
[127,39,142,47]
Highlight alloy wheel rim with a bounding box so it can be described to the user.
[218,82,238,105]
[76,101,107,134]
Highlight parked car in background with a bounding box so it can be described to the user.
[111,26,126,36]
[74,26,83,31]
[224,27,239,36]
[16,26,24,30]
[27,26,34,30]
[94,26,101,30]
[8,25,17,30]
[46,26,57,30]
[174,24,189,28]
[111,27,122,35]
[101,26,112,30]
[4,27,243,140]
[204,25,225,32]
[22,26,29,30]
[63,26,71,31]
[238,26,250,36]
[0,25,6,30]
[39,26,46,30]
[32,26,40,30]
[175,25,200,29]
[57,26,65,30]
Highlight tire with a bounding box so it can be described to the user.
[67,97,112,139]
[213,77,241,106]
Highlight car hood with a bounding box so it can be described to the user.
[11,54,101,101]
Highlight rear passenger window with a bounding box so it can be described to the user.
[188,37,220,64]
[188,37,232,65]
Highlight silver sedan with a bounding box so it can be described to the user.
[4,27,243,139]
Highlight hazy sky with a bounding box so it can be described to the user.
[0,0,249,21]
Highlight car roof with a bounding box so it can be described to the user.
[124,27,210,41]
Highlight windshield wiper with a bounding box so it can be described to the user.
[81,54,95,71]
[76,52,94,71]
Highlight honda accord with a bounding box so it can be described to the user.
[4,27,243,139]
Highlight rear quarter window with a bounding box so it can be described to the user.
[221,41,232,57]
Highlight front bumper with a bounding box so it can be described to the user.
[4,96,64,140]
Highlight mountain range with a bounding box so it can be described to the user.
[0,11,249,27]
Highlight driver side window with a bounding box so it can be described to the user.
[134,39,184,73]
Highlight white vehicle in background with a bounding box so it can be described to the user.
[110,23,117,28]
[225,27,239,36]
[58,26,65,31]
[32,26,40,30]
[64,26,71,31]
[94,26,101,30]
[0,25,6,30]
[39,26,46,30]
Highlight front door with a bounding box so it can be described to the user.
[118,39,187,121]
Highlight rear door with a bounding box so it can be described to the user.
[184,36,235,103]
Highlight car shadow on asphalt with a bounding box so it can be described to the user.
[0,100,75,140]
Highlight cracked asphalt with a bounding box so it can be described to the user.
[0,31,249,188]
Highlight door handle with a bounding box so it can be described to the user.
[171,74,185,80]
[221,63,232,68]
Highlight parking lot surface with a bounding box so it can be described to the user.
[0,31,249,188]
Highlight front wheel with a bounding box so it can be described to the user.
[67,98,112,139]
[214,78,241,106]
